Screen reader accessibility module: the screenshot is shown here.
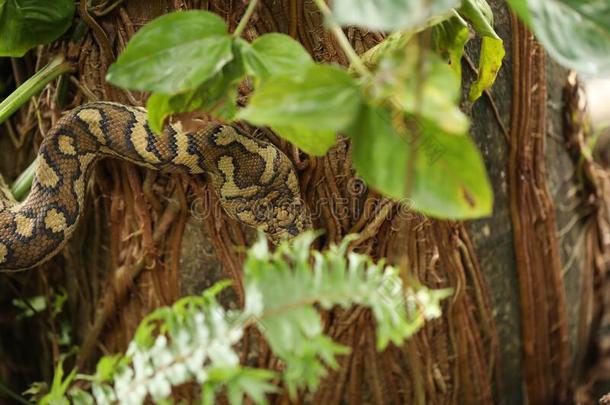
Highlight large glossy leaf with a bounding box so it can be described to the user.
[237,64,361,155]
[409,118,493,218]
[508,0,610,76]
[349,105,409,199]
[235,39,270,80]
[270,125,337,157]
[106,11,233,93]
[146,51,246,133]
[399,56,468,134]
[146,73,239,134]
[371,46,469,135]
[0,0,75,56]
[238,64,360,130]
[249,33,313,78]
[332,0,460,31]
[348,105,492,219]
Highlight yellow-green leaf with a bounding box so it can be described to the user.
[468,36,505,101]
[348,104,492,219]
[459,0,505,101]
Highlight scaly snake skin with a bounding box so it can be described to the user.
[0,102,311,270]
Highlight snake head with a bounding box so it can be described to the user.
[265,198,312,244]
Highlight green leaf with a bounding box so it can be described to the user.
[146,56,245,133]
[238,64,361,155]
[244,232,435,395]
[348,105,492,219]
[239,64,360,130]
[40,355,77,405]
[68,389,95,405]
[409,118,493,218]
[95,355,122,382]
[458,0,505,101]
[235,39,269,80]
[360,19,460,70]
[360,32,414,69]
[398,57,469,134]
[227,369,277,404]
[106,11,233,93]
[12,295,46,318]
[432,14,471,77]
[506,0,531,23]
[460,0,499,39]
[271,126,337,157]
[507,0,610,76]
[248,33,313,79]
[468,36,505,101]
[0,0,75,57]
[332,0,460,31]
[349,105,409,199]
[205,367,276,405]
[146,94,174,134]
[49,233,448,403]
[372,46,469,135]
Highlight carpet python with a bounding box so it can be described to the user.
[0,102,311,270]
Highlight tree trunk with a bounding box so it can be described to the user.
[1,1,609,404]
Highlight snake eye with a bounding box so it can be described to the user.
[287,224,300,237]
[253,202,270,222]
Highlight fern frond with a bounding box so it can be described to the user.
[47,231,450,404]
[244,232,451,395]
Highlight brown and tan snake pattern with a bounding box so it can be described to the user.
[0,102,311,270]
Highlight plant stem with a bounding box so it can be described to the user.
[0,56,73,200]
[11,158,37,201]
[233,0,259,38]
[312,0,370,77]
[0,55,73,125]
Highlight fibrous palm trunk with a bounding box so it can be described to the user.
[0,1,608,404]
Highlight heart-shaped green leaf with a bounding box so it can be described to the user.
[238,64,361,155]
[0,0,75,57]
[106,11,233,93]
[348,105,492,219]
[332,0,460,31]
[249,33,313,79]
[507,0,610,76]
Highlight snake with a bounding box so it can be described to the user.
[0,102,311,271]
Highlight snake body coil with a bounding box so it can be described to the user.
[0,102,310,270]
